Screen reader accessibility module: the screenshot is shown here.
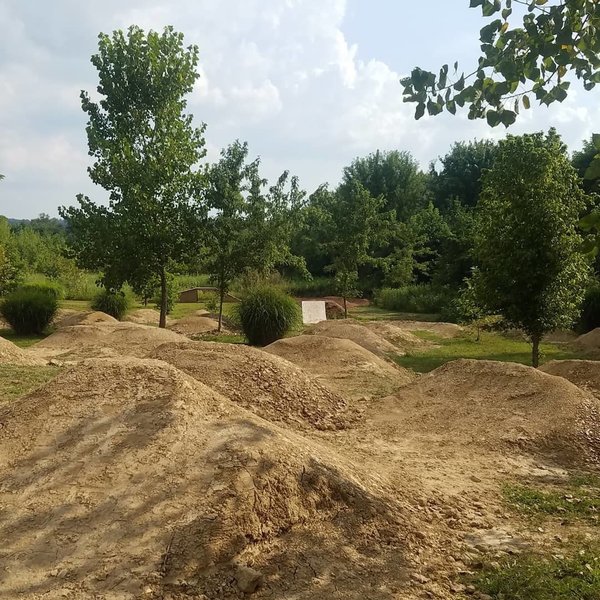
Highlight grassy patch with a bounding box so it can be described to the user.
[504,477,600,524]
[0,365,60,404]
[472,545,600,600]
[350,305,440,321]
[394,331,580,372]
[0,329,47,348]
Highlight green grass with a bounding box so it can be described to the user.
[504,476,600,524]
[0,365,61,404]
[0,329,47,348]
[350,305,440,321]
[472,545,600,600]
[394,330,580,372]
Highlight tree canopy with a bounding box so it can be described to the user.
[402,1,600,126]
[60,26,206,327]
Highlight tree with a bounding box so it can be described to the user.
[475,130,588,367]
[60,26,206,327]
[429,140,498,212]
[342,150,428,221]
[402,1,600,126]
[324,181,386,317]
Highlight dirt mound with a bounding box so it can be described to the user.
[124,308,165,326]
[574,328,600,353]
[169,314,221,335]
[364,321,435,351]
[0,336,45,366]
[305,319,399,356]
[0,358,419,599]
[149,341,352,430]
[391,320,464,339]
[372,359,600,465]
[541,359,600,398]
[31,321,187,360]
[266,335,414,399]
[54,310,118,328]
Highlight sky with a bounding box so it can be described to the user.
[1,0,599,218]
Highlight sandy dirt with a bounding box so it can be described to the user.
[169,314,222,335]
[0,358,427,600]
[149,341,353,431]
[54,310,118,328]
[0,336,46,366]
[389,320,464,339]
[305,320,400,355]
[124,308,166,326]
[574,327,600,353]
[541,359,600,398]
[265,334,414,399]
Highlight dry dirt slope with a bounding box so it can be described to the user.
[0,358,427,600]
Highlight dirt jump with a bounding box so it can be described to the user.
[265,334,414,399]
[0,336,46,366]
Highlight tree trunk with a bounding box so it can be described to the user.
[343,295,348,319]
[218,278,225,333]
[531,333,541,368]
[159,268,168,329]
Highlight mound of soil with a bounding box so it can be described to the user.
[266,335,414,400]
[54,310,118,328]
[0,358,418,599]
[364,321,435,351]
[373,359,600,465]
[0,336,45,366]
[574,328,600,353]
[149,341,353,430]
[305,320,399,356]
[169,314,221,335]
[541,360,600,398]
[391,320,464,339]
[31,322,187,360]
[124,308,165,326]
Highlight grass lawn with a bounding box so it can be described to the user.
[394,330,581,372]
[351,305,440,321]
[0,329,47,348]
[0,365,61,404]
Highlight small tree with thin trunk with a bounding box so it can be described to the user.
[475,130,588,367]
[60,26,206,328]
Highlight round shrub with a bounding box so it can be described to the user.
[1,288,59,334]
[577,283,600,333]
[236,285,301,346]
[91,289,131,320]
[20,282,65,301]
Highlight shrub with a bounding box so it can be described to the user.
[375,284,454,314]
[91,289,131,320]
[1,287,59,334]
[235,285,301,346]
[19,281,64,301]
[577,282,600,333]
[283,276,339,298]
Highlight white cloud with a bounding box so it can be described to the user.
[0,0,599,217]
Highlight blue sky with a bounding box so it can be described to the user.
[1,0,599,218]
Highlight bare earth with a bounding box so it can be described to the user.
[0,319,599,599]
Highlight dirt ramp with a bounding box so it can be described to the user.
[574,328,600,353]
[31,321,187,360]
[266,335,414,399]
[149,341,353,430]
[373,359,600,465]
[364,321,435,351]
[305,320,398,355]
[0,336,46,366]
[169,314,221,335]
[391,320,463,339]
[541,359,600,398]
[0,357,417,599]
[54,310,118,328]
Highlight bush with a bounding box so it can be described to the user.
[19,281,64,301]
[1,287,59,334]
[577,282,600,333]
[283,276,339,298]
[375,284,454,314]
[235,285,301,346]
[91,289,131,320]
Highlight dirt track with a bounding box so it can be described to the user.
[1,318,599,599]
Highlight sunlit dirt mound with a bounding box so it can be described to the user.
[372,359,600,465]
[0,358,420,599]
[124,308,164,326]
[54,310,118,328]
[31,322,188,360]
[266,335,414,399]
[363,321,435,351]
[305,320,398,356]
[168,314,221,335]
[149,341,353,430]
[0,336,45,366]
[541,359,600,398]
[390,320,464,339]
[574,328,600,353]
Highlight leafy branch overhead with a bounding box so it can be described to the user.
[401,0,600,127]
